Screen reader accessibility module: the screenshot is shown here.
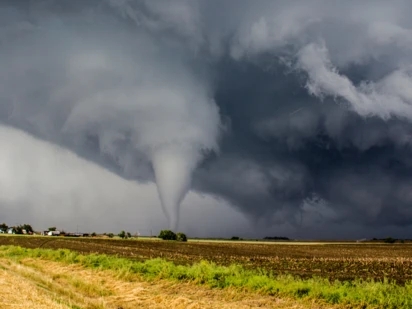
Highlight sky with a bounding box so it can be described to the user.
[1,0,412,239]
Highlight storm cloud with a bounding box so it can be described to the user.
[1,0,412,238]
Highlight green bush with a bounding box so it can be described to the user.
[158,230,177,240]
[176,232,187,242]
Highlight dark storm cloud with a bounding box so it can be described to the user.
[1,0,412,237]
[194,58,412,231]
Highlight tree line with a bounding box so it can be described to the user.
[0,223,34,234]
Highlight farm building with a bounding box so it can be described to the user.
[48,231,61,236]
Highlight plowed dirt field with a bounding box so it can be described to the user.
[1,236,411,283]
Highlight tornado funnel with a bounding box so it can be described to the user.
[152,147,197,231]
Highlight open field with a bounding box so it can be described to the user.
[1,245,412,309]
[0,256,323,309]
[1,235,412,284]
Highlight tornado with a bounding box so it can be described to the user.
[152,147,198,230]
[145,92,220,230]
[134,85,220,231]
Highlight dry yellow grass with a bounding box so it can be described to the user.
[0,258,335,309]
[0,262,69,308]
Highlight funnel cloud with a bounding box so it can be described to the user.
[1,0,412,238]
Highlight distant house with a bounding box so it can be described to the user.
[0,229,4,234]
[48,231,61,236]
[7,228,15,234]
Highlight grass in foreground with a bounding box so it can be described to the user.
[1,245,411,308]
[1,257,309,309]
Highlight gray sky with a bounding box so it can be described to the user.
[1,0,412,239]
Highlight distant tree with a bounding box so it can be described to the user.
[127,232,132,238]
[48,227,57,231]
[108,233,114,238]
[91,232,97,237]
[384,237,396,244]
[158,230,177,240]
[0,223,8,232]
[231,236,240,241]
[264,236,289,240]
[22,224,33,234]
[176,232,187,242]
[118,230,126,239]
[14,226,23,234]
